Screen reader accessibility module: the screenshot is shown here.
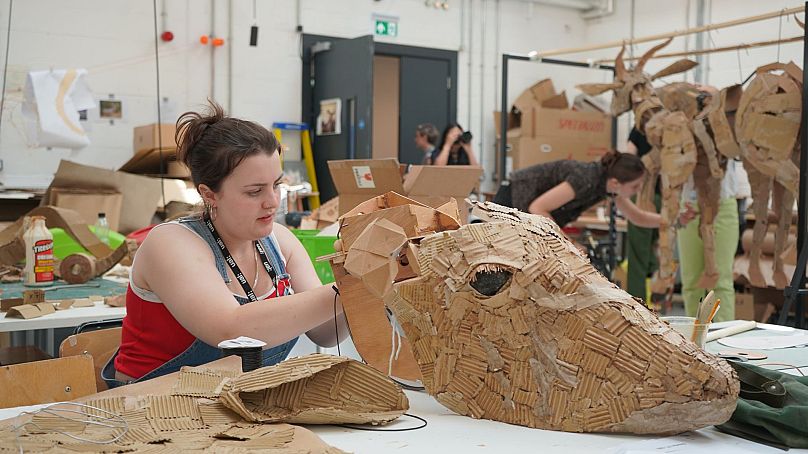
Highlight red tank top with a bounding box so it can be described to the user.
[115,280,287,379]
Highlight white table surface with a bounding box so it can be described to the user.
[0,389,798,454]
[1,322,806,453]
[0,301,125,332]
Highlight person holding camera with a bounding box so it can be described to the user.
[431,123,480,166]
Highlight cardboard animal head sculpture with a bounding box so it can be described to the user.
[577,38,697,116]
[334,194,739,434]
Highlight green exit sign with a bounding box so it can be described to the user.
[374,19,398,37]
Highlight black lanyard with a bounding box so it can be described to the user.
[204,215,277,301]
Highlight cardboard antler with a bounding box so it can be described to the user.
[651,59,698,80]
[636,37,674,72]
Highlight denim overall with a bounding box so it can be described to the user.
[101,215,298,388]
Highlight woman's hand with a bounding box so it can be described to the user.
[446,128,462,146]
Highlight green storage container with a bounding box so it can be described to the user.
[291,229,337,284]
[50,227,126,260]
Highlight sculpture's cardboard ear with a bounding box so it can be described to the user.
[651,59,698,80]
[576,82,622,96]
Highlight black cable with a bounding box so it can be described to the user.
[332,284,340,356]
[335,413,427,432]
[0,0,13,151]
[152,0,166,210]
[390,377,426,392]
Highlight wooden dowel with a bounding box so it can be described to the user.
[597,35,804,63]
[536,6,804,57]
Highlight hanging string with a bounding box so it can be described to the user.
[777,8,784,62]
[736,48,743,83]
[0,0,13,152]
[152,0,166,209]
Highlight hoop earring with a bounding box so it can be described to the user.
[210,205,218,221]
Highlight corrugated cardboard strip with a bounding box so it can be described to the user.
[0,353,407,452]
[215,354,409,425]
[331,196,740,434]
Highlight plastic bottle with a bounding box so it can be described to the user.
[95,212,110,245]
[23,216,54,287]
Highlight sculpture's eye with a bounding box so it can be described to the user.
[470,268,512,296]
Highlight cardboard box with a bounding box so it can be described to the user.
[133,123,177,156]
[49,188,123,232]
[43,160,163,235]
[529,79,557,105]
[122,123,188,178]
[328,159,405,215]
[328,159,482,217]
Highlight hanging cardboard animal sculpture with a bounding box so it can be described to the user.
[577,39,702,293]
[330,193,739,434]
[579,36,803,291]
[736,61,802,289]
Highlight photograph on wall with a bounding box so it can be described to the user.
[316,98,341,136]
[99,99,123,119]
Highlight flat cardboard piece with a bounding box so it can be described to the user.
[49,187,123,232]
[7,302,56,319]
[43,160,163,234]
[59,327,122,392]
[542,91,569,109]
[0,355,96,408]
[402,165,482,198]
[328,158,404,215]
[0,297,23,312]
[23,289,45,305]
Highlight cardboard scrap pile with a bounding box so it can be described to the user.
[1,353,407,452]
[494,78,612,175]
[0,206,133,288]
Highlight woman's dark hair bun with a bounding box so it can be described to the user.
[173,99,280,192]
[601,150,646,184]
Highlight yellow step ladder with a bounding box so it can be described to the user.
[272,122,320,210]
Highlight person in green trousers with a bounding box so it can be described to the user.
[625,128,659,301]
[677,161,741,322]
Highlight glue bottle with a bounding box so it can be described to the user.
[23,216,54,287]
[95,212,110,245]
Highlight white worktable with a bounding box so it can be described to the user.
[0,301,125,333]
[0,387,799,454]
[1,323,806,453]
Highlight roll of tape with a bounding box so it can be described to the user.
[60,253,96,284]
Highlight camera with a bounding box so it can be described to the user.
[455,130,473,144]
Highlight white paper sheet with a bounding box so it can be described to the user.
[717,333,808,350]
[608,430,782,454]
[22,69,95,149]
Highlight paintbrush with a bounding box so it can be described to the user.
[692,290,717,343]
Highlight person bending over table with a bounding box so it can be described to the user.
[492,150,693,229]
[102,101,349,388]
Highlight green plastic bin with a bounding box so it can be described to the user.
[50,227,125,261]
[291,229,337,284]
